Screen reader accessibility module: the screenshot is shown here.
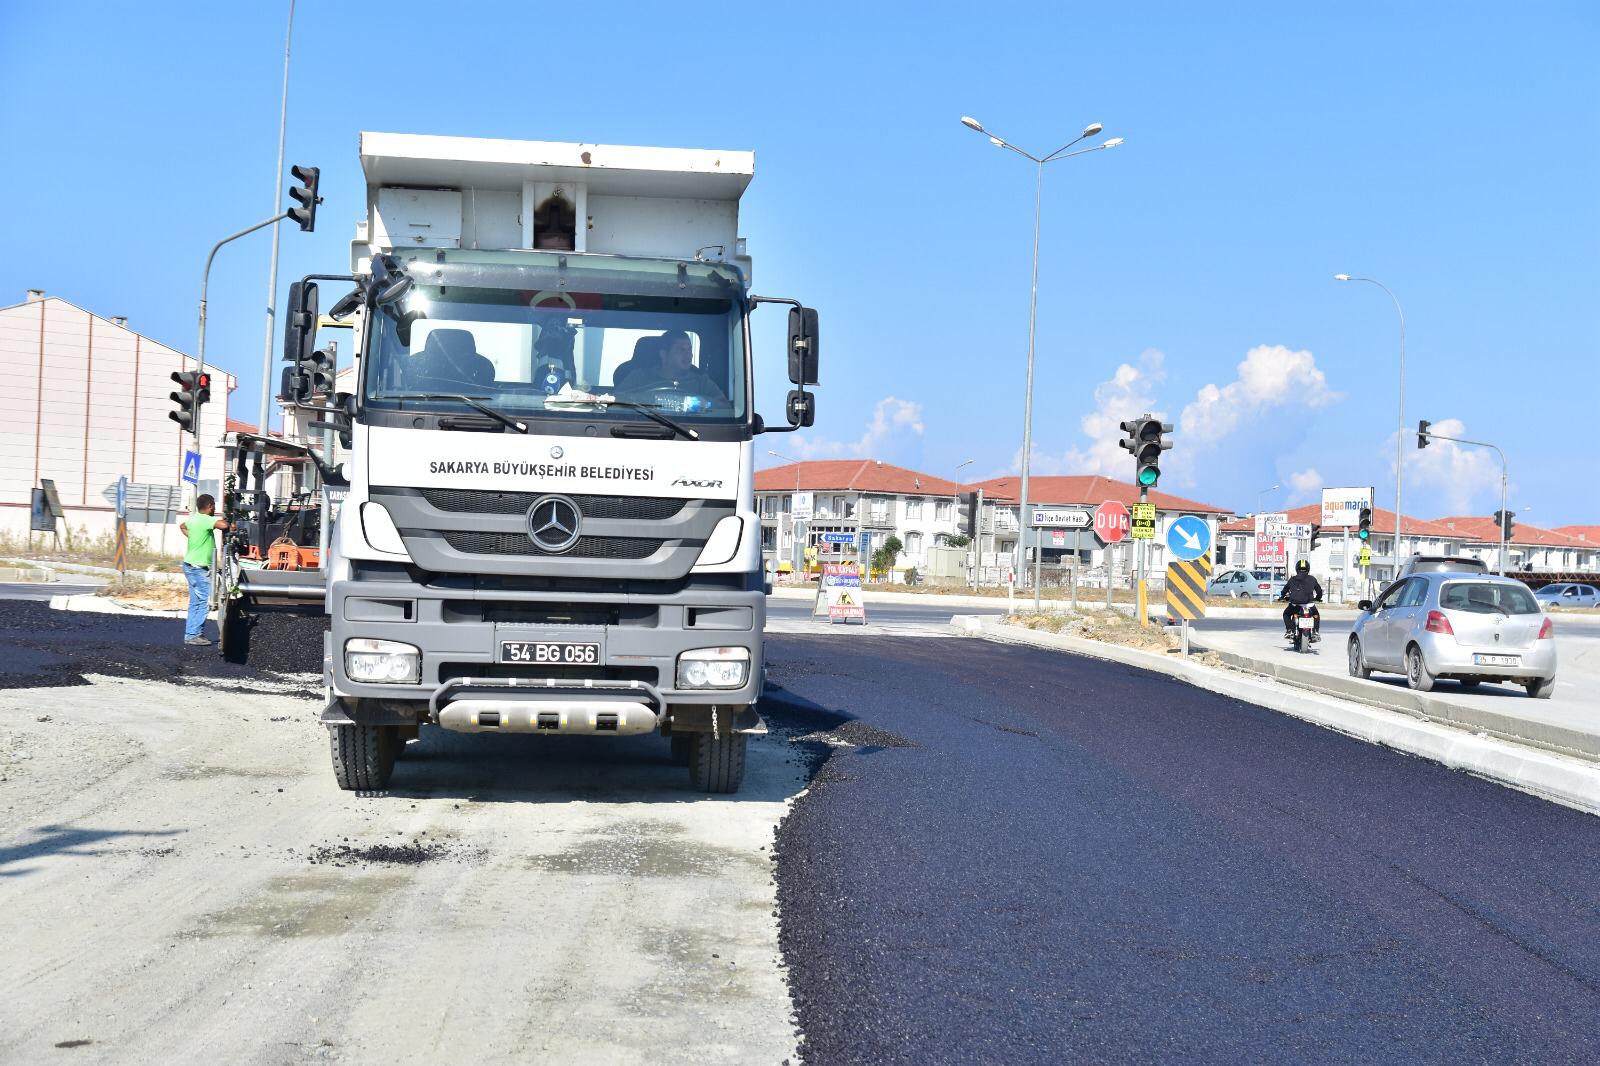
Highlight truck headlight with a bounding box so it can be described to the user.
[345,638,420,684]
[676,646,750,689]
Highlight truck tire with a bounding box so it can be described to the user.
[670,735,693,766]
[688,732,746,794]
[329,723,398,791]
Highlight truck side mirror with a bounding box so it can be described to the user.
[787,306,819,385]
[283,281,319,368]
[786,389,815,428]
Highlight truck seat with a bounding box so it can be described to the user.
[412,328,496,390]
[611,336,663,390]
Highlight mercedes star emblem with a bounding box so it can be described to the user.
[526,495,582,553]
[550,445,564,459]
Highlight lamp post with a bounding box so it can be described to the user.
[256,0,296,437]
[768,450,804,578]
[1335,274,1408,563]
[962,115,1122,592]
[1257,483,1281,515]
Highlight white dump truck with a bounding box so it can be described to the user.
[272,132,819,793]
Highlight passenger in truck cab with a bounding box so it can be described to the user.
[634,330,725,399]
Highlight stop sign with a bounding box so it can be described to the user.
[1094,500,1131,544]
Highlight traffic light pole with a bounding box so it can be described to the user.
[1418,427,1510,573]
[194,212,290,456]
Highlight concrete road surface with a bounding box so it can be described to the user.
[1190,612,1600,734]
[0,581,99,601]
[0,604,803,1065]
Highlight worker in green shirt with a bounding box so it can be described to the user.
[178,493,229,646]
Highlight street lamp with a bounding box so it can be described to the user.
[1257,483,1281,514]
[962,114,1122,590]
[768,450,804,577]
[1335,273,1408,558]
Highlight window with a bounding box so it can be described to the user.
[761,496,779,518]
[906,498,923,519]
[782,494,792,515]
[760,526,776,551]
[1440,581,1538,614]
[833,495,846,516]
[906,531,923,555]
[936,500,952,522]
[1398,580,1429,608]
[870,499,888,522]
[1376,580,1410,611]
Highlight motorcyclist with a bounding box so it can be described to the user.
[1278,559,1323,641]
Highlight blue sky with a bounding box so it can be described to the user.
[4,1,1596,524]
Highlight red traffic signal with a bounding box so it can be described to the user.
[168,369,211,432]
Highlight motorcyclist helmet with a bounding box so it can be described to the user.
[1295,559,1310,574]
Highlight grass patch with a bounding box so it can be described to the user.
[1004,609,1180,653]
[0,527,180,571]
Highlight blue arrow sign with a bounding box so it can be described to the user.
[181,451,202,486]
[821,532,855,544]
[115,475,128,518]
[1166,514,1211,561]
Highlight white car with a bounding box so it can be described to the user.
[1349,573,1557,698]
[1206,569,1285,600]
[1534,583,1600,610]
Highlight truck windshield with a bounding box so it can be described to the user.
[363,265,748,424]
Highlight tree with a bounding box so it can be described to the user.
[943,533,971,548]
[870,534,903,576]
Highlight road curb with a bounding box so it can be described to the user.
[954,616,1600,817]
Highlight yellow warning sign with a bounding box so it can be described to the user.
[1165,551,1212,621]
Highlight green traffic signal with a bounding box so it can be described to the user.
[1137,467,1159,487]
[1357,506,1373,541]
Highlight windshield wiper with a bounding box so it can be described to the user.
[546,397,699,440]
[374,393,528,434]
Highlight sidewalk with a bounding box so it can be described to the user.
[767,584,1363,620]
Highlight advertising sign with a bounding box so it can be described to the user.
[790,491,813,521]
[1256,537,1287,567]
[1321,486,1374,527]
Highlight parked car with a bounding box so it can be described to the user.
[1396,554,1490,579]
[1348,573,1556,698]
[1207,569,1286,600]
[1534,583,1600,610]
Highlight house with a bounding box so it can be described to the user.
[0,290,235,549]
[753,460,965,577]
[1431,517,1598,574]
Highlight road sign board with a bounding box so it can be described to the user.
[1094,501,1130,544]
[1358,545,1372,568]
[1030,507,1092,529]
[1166,515,1211,561]
[790,491,813,520]
[811,561,867,624]
[1321,486,1374,527]
[115,475,128,519]
[821,532,854,545]
[1166,551,1213,620]
[1130,502,1157,540]
[1257,537,1286,567]
[181,451,202,485]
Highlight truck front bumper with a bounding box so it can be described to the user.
[326,569,764,721]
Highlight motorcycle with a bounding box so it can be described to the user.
[1286,602,1319,653]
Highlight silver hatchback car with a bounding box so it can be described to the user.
[1349,573,1557,698]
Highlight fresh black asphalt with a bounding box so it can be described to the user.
[763,634,1600,1065]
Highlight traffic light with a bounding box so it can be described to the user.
[168,369,211,432]
[304,348,335,396]
[1417,419,1431,449]
[959,491,980,538]
[288,164,321,232]
[1119,415,1174,489]
[1357,506,1373,541]
[1309,523,1322,552]
[1493,510,1515,538]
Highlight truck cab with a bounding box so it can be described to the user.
[292,133,818,794]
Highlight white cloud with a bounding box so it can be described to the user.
[1398,418,1502,513]
[1287,467,1323,503]
[1025,349,1168,476]
[790,396,924,459]
[1179,344,1341,446]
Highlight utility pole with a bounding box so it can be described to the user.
[258,0,296,437]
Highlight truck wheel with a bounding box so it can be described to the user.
[688,732,746,794]
[329,723,398,791]
[670,735,693,766]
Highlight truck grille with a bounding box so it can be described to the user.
[420,488,684,521]
[443,530,661,560]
